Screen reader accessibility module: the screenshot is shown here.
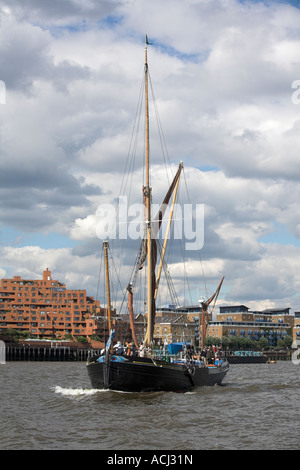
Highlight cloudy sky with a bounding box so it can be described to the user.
[1,0,300,314]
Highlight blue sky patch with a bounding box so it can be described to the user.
[0,227,78,249]
[238,0,299,7]
[259,221,300,246]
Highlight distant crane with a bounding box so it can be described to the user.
[199,276,224,348]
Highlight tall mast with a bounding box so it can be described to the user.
[103,240,112,334]
[144,43,153,347]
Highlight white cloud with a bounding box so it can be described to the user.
[71,214,100,240]
[1,0,300,312]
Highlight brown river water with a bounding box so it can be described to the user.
[1,360,299,451]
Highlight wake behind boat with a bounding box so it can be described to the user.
[86,37,229,392]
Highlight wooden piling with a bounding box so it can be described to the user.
[4,345,99,361]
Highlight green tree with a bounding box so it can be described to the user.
[91,334,101,341]
[238,336,253,350]
[204,336,222,347]
[77,336,88,344]
[283,335,293,348]
[204,336,214,346]
[221,336,230,349]
[241,337,254,350]
[258,337,268,350]
[228,335,239,350]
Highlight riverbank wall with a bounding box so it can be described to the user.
[2,344,293,362]
[0,338,104,362]
[4,344,101,361]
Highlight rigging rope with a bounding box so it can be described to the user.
[182,166,208,300]
[97,58,209,323]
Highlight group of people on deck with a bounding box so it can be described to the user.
[185,344,223,366]
[111,340,222,365]
[113,341,145,358]
[199,345,223,365]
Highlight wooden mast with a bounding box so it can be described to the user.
[103,240,112,336]
[144,42,153,347]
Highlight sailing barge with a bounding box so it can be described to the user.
[87,347,229,393]
[86,39,229,392]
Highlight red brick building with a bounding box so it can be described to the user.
[0,269,109,341]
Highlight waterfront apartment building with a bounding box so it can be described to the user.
[293,312,300,345]
[0,269,107,341]
[155,305,203,345]
[148,304,297,347]
[205,305,294,346]
[1,269,297,349]
[154,314,195,345]
[121,309,197,346]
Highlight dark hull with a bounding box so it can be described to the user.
[86,355,229,392]
[226,355,268,364]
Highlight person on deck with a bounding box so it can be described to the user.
[138,342,145,357]
[206,347,212,364]
[201,348,207,364]
[113,341,124,355]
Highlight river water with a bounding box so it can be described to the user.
[0,360,299,451]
